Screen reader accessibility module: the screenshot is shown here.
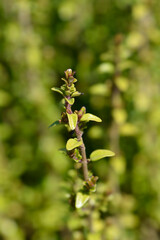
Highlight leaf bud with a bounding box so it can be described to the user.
[78,106,86,120]
[65,69,73,79]
[61,112,68,123]
[84,176,99,192]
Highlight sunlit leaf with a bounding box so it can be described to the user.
[78,106,86,118]
[90,149,115,161]
[61,78,68,84]
[51,87,64,96]
[65,98,75,105]
[80,113,102,123]
[66,138,82,151]
[67,113,78,130]
[71,91,82,97]
[48,120,60,128]
[75,192,90,208]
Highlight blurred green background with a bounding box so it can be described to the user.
[1,0,160,239]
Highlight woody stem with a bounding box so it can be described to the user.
[75,125,88,181]
[66,100,89,181]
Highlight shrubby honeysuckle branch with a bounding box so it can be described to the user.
[50,69,115,208]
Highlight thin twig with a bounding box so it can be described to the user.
[65,100,89,181]
[75,125,88,181]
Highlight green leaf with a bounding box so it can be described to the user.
[65,98,75,105]
[61,78,68,84]
[66,138,82,151]
[75,192,90,208]
[90,149,115,161]
[48,120,60,128]
[80,113,102,123]
[51,87,64,96]
[73,78,77,83]
[71,91,82,97]
[65,90,71,96]
[78,106,86,118]
[69,148,82,162]
[67,113,78,130]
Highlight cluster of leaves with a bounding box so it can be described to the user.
[51,69,115,208]
[1,0,160,239]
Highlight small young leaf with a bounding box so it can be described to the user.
[68,148,82,162]
[65,98,75,105]
[61,78,68,84]
[65,90,71,96]
[71,91,82,97]
[60,84,67,91]
[48,120,60,128]
[78,106,86,119]
[75,192,90,208]
[66,138,82,151]
[80,113,102,123]
[67,113,78,130]
[90,149,115,161]
[51,87,64,96]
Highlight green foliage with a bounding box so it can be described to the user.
[52,69,114,212]
[90,149,115,161]
[51,87,64,96]
[67,113,78,130]
[1,0,160,239]
[75,192,90,209]
[66,138,82,151]
[48,120,61,128]
[65,97,75,105]
[80,113,102,123]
